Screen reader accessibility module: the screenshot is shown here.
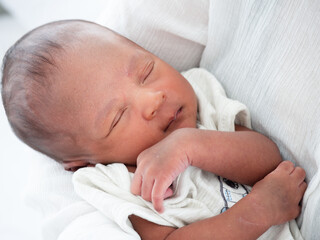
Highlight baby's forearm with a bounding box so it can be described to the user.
[167,194,270,240]
[130,194,270,240]
[176,127,282,185]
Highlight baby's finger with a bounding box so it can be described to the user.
[299,181,307,194]
[164,187,173,199]
[293,205,302,219]
[131,171,142,196]
[152,179,172,213]
[152,191,164,213]
[141,177,155,202]
[291,167,306,184]
[278,160,295,174]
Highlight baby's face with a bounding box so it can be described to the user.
[52,25,197,170]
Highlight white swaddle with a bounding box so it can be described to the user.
[73,68,302,239]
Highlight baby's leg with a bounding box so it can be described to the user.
[250,161,307,226]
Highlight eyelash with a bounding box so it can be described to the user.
[142,61,154,84]
[110,107,127,130]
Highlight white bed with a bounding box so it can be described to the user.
[1,0,319,239]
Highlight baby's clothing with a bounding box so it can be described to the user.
[73,68,302,240]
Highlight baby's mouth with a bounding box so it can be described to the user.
[164,106,183,132]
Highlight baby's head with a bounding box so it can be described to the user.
[1,20,197,170]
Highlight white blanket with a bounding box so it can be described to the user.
[73,68,302,239]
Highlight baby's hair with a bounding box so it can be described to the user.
[1,20,95,160]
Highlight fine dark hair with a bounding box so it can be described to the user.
[1,20,83,160]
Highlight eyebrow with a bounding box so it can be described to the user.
[125,53,140,77]
[125,50,152,78]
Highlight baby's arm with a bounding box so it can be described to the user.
[132,126,281,212]
[183,125,282,185]
[130,161,307,240]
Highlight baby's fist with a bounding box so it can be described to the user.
[250,161,307,226]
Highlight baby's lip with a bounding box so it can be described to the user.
[164,106,183,132]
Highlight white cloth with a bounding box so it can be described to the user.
[96,0,208,72]
[73,68,301,240]
[200,2,320,239]
[24,154,136,240]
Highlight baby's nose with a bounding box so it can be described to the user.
[142,90,166,120]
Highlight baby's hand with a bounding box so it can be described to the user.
[131,130,191,213]
[250,161,307,226]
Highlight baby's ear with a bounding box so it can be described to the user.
[62,160,90,172]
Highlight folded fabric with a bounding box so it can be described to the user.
[96,0,208,72]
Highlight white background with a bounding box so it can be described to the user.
[0,12,42,240]
[0,1,106,239]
